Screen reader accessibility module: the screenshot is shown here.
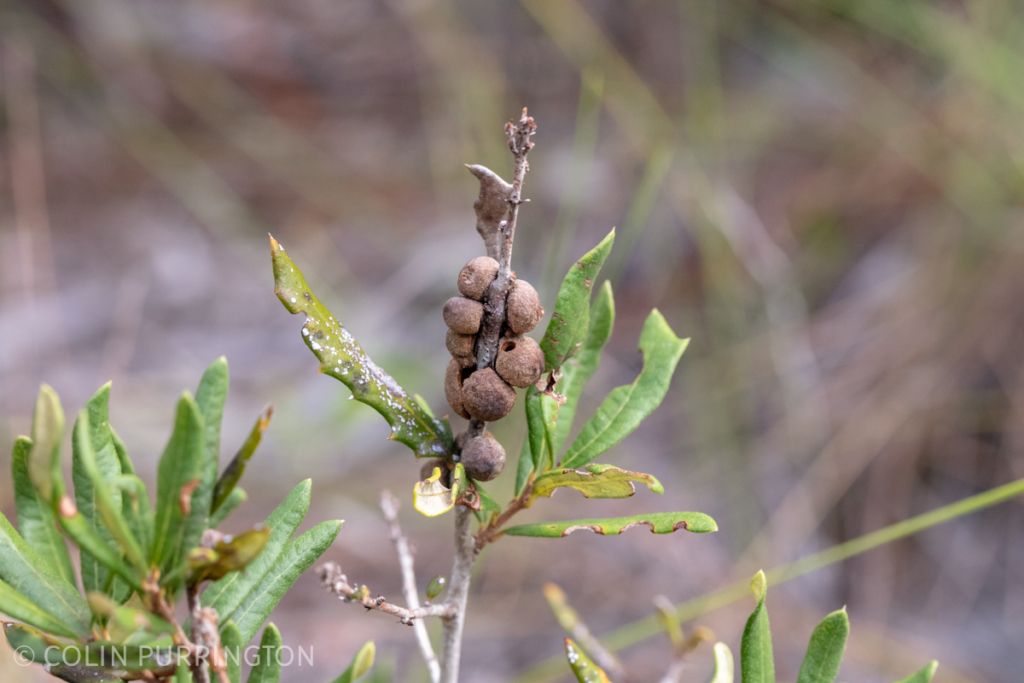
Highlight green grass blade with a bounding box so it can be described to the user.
[561,310,688,469]
[796,608,849,683]
[11,435,75,586]
[271,235,452,459]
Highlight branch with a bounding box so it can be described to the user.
[319,562,455,624]
[543,583,625,680]
[381,491,441,683]
[440,505,474,683]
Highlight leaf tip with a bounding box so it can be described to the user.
[750,570,767,602]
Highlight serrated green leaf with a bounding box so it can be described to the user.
[210,488,248,528]
[12,435,75,585]
[893,661,939,683]
[532,464,663,501]
[221,519,342,644]
[221,620,243,683]
[150,393,205,589]
[796,608,848,683]
[709,642,735,683]
[213,406,272,514]
[206,481,311,620]
[0,512,90,637]
[551,280,614,452]
[331,641,376,683]
[271,235,452,458]
[740,573,774,683]
[189,358,229,568]
[564,637,610,683]
[0,578,80,637]
[29,385,63,501]
[413,465,465,517]
[541,229,615,371]
[187,527,271,584]
[504,511,717,538]
[74,405,148,574]
[562,310,688,469]
[247,623,283,683]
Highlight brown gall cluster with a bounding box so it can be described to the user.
[441,256,545,480]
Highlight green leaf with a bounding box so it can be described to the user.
[561,309,688,469]
[709,642,735,683]
[740,571,774,683]
[564,637,611,683]
[0,577,80,637]
[0,512,90,637]
[247,623,283,683]
[551,280,614,453]
[86,592,174,642]
[532,464,663,501]
[893,661,939,683]
[11,435,75,585]
[413,464,465,517]
[525,385,551,472]
[29,385,64,501]
[221,620,243,683]
[187,527,271,584]
[210,488,248,528]
[150,393,205,587]
[515,440,535,497]
[796,608,848,683]
[504,511,717,538]
[189,358,230,565]
[213,405,272,514]
[5,621,178,679]
[73,404,148,574]
[331,641,376,683]
[541,229,615,371]
[471,481,501,525]
[271,235,452,458]
[222,519,342,644]
[110,428,154,554]
[55,502,144,593]
[205,481,311,619]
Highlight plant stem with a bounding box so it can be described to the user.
[381,491,442,683]
[441,505,475,683]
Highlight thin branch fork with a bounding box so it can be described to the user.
[319,562,455,624]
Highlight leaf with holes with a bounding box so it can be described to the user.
[271,235,452,459]
[504,511,717,538]
[532,464,663,502]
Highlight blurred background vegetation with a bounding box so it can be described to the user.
[2,1,1022,681]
